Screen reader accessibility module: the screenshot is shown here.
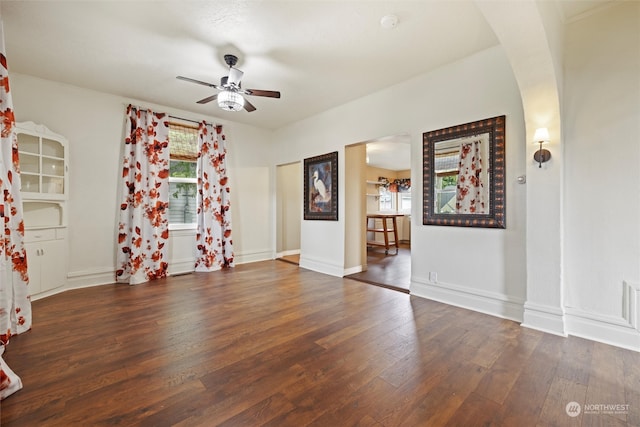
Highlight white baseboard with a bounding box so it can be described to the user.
[299,255,345,277]
[565,306,640,352]
[168,257,195,276]
[343,265,364,276]
[275,249,300,258]
[66,267,116,289]
[410,276,524,322]
[522,301,567,337]
[169,248,274,271]
[30,286,67,301]
[30,267,117,301]
[60,249,272,294]
[234,248,273,264]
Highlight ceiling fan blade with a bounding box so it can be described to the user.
[196,94,218,104]
[176,76,221,89]
[243,98,257,112]
[245,89,281,98]
[228,67,244,85]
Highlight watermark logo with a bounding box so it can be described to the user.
[566,401,581,417]
[566,401,630,417]
[583,403,630,415]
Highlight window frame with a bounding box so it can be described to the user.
[378,185,396,212]
[168,122,199,230]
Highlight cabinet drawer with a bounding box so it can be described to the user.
[24,229,57,243]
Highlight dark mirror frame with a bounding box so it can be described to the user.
[423,115,506,228]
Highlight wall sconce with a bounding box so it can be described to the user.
[533,127,551,168]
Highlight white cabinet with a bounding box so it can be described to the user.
[16,122,69,296]
[24,229,67,295]
[16,122,68,200]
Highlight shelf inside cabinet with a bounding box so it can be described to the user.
[19,153,39,173]
[23,201,66,228]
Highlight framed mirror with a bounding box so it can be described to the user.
[423,115,505,228]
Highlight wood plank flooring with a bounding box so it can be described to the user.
[346,244,411,293]
[1,260,639,426]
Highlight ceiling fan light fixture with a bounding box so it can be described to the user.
[217,90,244,111]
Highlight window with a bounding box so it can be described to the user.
[378,185,396,211]
[434,150,459,214]
[377,177,411,213]
[434,174,457,213]
[168,123,198,226]
[399,192,412,212]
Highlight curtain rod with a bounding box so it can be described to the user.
[168,115,222,129]
[124,105,221,127]
[168,115,200,125]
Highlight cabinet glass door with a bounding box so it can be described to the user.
[42,138,64,158]
[17,133,66,197]
[18,133,39,154]
[41,138,65,195]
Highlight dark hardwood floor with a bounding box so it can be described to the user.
[2,260,639,426]
[346,243,411,293]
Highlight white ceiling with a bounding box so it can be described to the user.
[366,137,411,172]
[0,0,613,170]
[1,1,500,130]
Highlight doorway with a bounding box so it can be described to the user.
[345,135,412,292]
[276,161,301,265]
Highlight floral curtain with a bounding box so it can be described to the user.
[0,19,31,399]
[116,105,170,285]
[455,140,487,214]
[195,122,234,271]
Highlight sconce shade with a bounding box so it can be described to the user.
[533,127,550,143]
[217,90,245,111]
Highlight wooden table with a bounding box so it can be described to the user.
[366,213,403,254]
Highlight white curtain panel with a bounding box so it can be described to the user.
[195,123,234,271]
[116,105,171,285]
[456,140,487,214]
[0,19,31,399]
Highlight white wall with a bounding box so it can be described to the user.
[11,73,274,289]
[563,2,640,347]
[273,45,528,318]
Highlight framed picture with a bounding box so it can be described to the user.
[304,151,338,221]
[423,115,506,228]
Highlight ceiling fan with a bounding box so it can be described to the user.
[176,54,281,112]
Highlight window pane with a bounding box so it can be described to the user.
[169,182,197,224]
[379,187,394,211]
[435,175,457,213]
[400,193,412,211]
[170,160,197,178]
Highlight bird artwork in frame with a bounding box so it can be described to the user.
[304,151,338,220]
